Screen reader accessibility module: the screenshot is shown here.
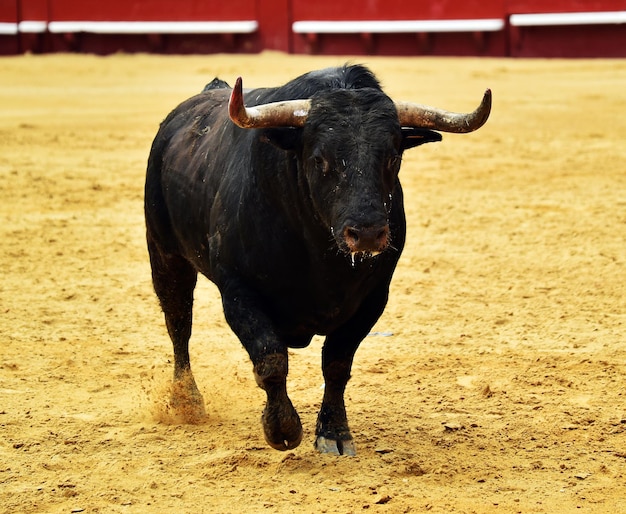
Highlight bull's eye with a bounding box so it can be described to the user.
[388,155,402,173]
[313,155,330,175]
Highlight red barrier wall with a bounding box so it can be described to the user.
[291,0,507,56]
[0,1,19,54]
[292,0,506,20]
[0,0,18,23]
[45,0,262,53]
[2,0,625,56]
[47,0,256,22]
[507,0,625,12]
[507,0,626,57]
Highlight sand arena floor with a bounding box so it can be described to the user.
[1,53,625,513]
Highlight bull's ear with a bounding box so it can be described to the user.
[401,128,442,150]
[260,128,301,151]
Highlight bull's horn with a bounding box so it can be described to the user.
[229,77,311,129]
[395,89,492,133]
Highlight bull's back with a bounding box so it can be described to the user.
[145,88,237,260]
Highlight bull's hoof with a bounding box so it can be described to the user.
[167,372,207,424]
[315,436,356,456]
[254,353,302,450]
[261,401,303,451]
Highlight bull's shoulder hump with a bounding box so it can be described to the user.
[164,89,231,120]
[203,78,231,92]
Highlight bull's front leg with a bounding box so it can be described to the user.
[222,292,302,451]
[316,288,390,456]
[315,338,359,456]
[253,352,302,450]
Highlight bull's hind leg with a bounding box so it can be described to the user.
[147,238,205,422]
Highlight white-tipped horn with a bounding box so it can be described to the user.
[229,77,311,129]
[395,89,492,133]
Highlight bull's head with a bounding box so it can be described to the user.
[229,77,491,262]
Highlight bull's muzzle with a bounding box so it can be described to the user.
[343,224,390,255]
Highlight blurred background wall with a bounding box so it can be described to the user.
[1,0,625,56]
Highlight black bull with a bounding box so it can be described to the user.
[144,65,491,455]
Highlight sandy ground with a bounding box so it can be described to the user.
[1,52,625,513]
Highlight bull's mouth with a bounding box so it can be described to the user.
[349,250,381,266]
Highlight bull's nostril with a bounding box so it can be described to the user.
[345,227,359,242]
